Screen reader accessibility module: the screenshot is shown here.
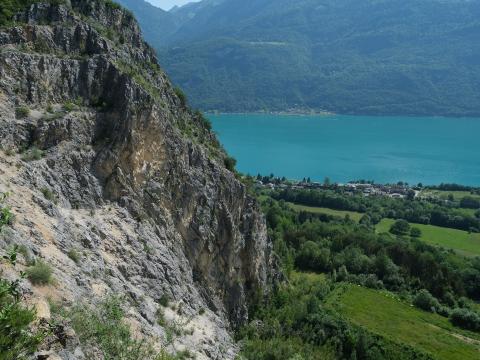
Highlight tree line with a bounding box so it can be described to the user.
[272,188,480,232]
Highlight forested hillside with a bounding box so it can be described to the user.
[120,0,480,115]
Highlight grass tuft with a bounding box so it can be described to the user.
[26,260,53,285]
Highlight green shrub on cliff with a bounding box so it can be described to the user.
[0,0,36,25]
[15,106,30,118]
[0,247,45,359]
[26,260,53,285]
[62,296,178,360]
[174,87,187,107]
[224,156,237,172]
[0,0,68,26]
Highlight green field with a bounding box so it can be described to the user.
[377,219,480,257]
[290,271,327,283]
[421,190,480,201]
[288,203,363,222]
[327,285,480,360]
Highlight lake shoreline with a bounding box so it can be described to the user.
[205,111,480,120]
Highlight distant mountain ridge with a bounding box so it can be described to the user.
[121,0,480,116]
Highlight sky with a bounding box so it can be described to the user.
[145,0,200,10]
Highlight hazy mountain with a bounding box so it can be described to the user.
[115,0,178,47]
[124,0,480,116]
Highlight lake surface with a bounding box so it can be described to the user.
[209,114,480,186]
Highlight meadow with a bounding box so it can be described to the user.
[327,284,480,360]
[288,203,363,222]
[376,219,480,257]
[420,190,480,201]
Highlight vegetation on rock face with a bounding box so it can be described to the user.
[174,87,187,107]
[26,260,53,285]
[0,0,36,25]
[0,247,44,359]
[57,296,178,360]
[67,249,80,264]
[224,155,237,172]
[15,105,30,118]
[0,194,14,231]
[0,0,68,25]
[0,193,45,360]
[21,147,44,162]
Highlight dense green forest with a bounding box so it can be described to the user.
[119,0,480,116]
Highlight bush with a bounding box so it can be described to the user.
[16,243,34,265]
[159,294,170,307]
[3,147,15,156]
[410,227,422,238]
[67,249,80,264]
[0,247,44,359]
[174,87,187,106]
[22,147,44,161]
[413,289,441,313]
[449,308,480,331]
[26,260,53,285]
[295,241,330,272]
[195,110,212,131]
[389,219,410,236]
[0,194,14,231]
[15,106,30,118]
[224,156,237,172]
[65,297,174,359]
[104,0,122,10]
[156,307,166,326]
[63,101,76,112]
[40,187,56,203]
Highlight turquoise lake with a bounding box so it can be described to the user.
[209,114,480,186]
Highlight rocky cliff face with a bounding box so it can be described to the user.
[0,1,275,358]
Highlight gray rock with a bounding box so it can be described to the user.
[0,1,279,359]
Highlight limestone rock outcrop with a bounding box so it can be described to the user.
[0,1,276,358]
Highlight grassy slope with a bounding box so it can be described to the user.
[377,219,480,257]
[288,203,363,222]
[285,201,479,256]
[327,285,480,360]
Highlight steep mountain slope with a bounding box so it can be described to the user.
[0,1,276,358]
[124,0,480,115]
[115,0,178,47]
